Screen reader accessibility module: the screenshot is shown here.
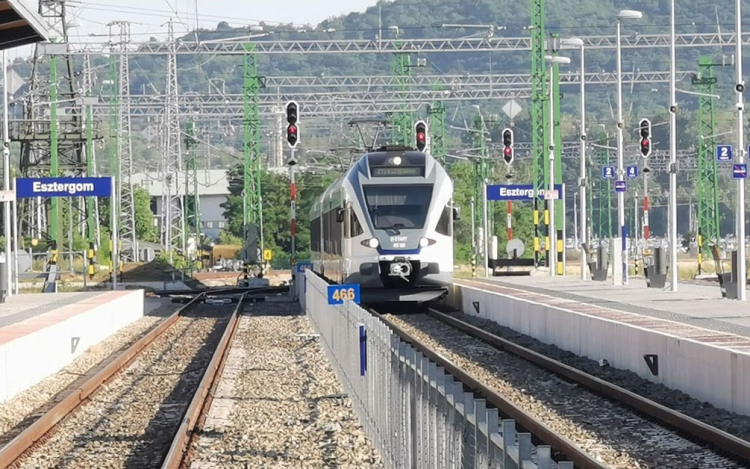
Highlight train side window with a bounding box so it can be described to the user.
[350,209,364,237]
[435,204,452,236]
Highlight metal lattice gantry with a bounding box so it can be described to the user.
[161,20,184,260]
[60,31,750,55]
[81,69,694,120]
[109,20,137,262]
[14,0,86,249]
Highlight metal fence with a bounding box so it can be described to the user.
[300,270,569,469]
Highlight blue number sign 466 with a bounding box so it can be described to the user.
[327,284,361,305]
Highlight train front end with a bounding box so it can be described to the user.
[348,147,455,303]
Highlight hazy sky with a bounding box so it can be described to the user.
[66,0,379,38]
[3,0,379,61]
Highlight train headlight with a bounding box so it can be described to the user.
[388,156,402,166]
[361,238,380,249]
[419,237,436,248]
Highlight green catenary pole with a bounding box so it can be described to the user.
[49,53,59,246]
[530,0,548,266]
[694,56,721,273]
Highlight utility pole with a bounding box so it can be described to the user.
[596,131,613,241]
[82,54,98,274]
[530,0,548,268]
[390,27,412,146]
[668,0,678,291]
[473,110,489,272]
[427,99,446,164]
[693,56,721,275]
[184,119,200,267]
[735,0,747,300]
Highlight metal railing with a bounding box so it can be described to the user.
[300,270,566,469]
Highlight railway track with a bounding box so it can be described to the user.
[375,308,749,469]
[0,292,245,469]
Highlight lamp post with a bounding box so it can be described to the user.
[545,55,571,277]
[616,9,643,285]
[562,37,587,279]
[667,0,680,292]
[736,0,747,300]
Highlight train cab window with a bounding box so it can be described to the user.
[349,209,364,238]
[435,204,452,236]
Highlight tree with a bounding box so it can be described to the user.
[133,186,158,243]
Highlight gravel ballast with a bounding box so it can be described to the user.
[455,310,750,443]
[387,313,741,469]
[13,303,234,468]
[0,298,182,448]
[188,302,384,468]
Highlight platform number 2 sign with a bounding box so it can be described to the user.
[717,145,733,162]
[327,284,361,305]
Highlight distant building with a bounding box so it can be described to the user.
[130,170,230,241]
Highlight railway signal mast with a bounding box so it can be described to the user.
[287,101,300,280]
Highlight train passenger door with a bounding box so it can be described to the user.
[342,204,352,280]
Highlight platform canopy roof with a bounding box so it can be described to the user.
[0,0,49,51]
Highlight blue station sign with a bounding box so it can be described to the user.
[16,177,113,199]
[614,180,627,192]
[626,166,639,178]
[486,184,563,201]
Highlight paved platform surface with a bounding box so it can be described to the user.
[477,276,750,335]
[0,292,105,328]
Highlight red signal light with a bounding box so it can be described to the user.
[504,147,512,156]
[289,125,297,134]
[417,132,425,141]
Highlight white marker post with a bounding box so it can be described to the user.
[111,176,118,291]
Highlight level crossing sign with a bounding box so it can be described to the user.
[717,145,733,162]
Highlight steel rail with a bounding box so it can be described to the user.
[370,309,607,469]
[161,292,246,468]
[0,292,208,468]
[427,308,750,465]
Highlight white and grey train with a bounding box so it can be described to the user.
[310,146,458,303]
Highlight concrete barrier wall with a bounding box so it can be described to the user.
[455,283,750,416]
[0,290,145,403]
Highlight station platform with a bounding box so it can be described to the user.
[0,290,144,403]
[448,276,750,416]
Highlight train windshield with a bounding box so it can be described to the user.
[363,185,433,230]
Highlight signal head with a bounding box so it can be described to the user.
[415,120,427,151]
[287,123,299,148]
[639,118,651,138]
[286,101,299,125]
[502,128,513,147]
[640,137,651,158]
